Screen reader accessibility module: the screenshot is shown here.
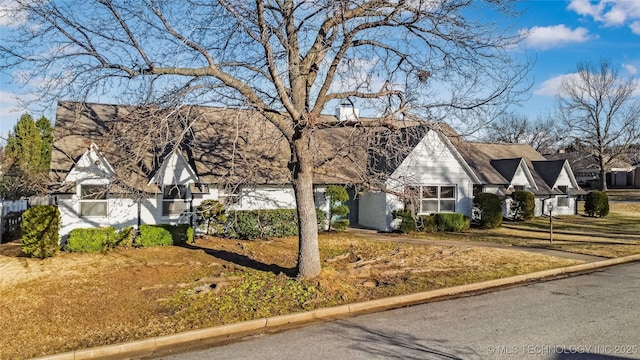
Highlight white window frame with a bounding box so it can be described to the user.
[557,196,569,208]
[79,184,108,217]
[409,185,456,215]
[162,184,188,217]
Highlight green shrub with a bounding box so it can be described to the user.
[115,226,135,247]
[21,205,60,258]
[66,227,116,253]
[225,209,299,239]
[136,224,173,247]
[325,185,350,232]
[196,200,226,234]
[585,191,609,217]
[417,215,436,232]
[510,190,535,221]
[434,213,470,232]
[473,193,503,229]
[316,208,327,232]
[392,210,416,233]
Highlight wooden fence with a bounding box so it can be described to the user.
[0,200,28,244]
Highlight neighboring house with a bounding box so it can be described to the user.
[50,102,584,239]
[546,151,640,189]
[359,124,585,231]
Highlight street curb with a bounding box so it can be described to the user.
[31,254,640,360]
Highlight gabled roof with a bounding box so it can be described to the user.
[436,127,572,195]
[50,102,395,192]
[532,159,566,188]
[490,158,523,183]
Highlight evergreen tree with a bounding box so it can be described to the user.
[2,114,53,197]
[35,116,54,170]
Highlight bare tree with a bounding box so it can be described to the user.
[1,0,530,278]
[483,113,559,154]
[556,59,640,191]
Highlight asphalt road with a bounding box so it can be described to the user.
[156,262,640,360]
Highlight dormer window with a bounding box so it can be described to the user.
[558,186,568,194]
[162,185,187,216]
[79,184,108,217]
[514,185,525,191]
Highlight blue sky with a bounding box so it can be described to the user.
[0,0,639,138]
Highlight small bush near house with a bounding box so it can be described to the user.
[316,209,327,232]
[195,200,226,235]
[434,213,470,232]
[473,193,503,229]
[21,205,60,258]
[325,185,350,232]
[392,210,417,233]
[66,227,117,253]
[225,209,299,239]
[585,191,609,217]
[510,190,535,221]
[417,215,436,232]
[116,226,135,247]
[136,225,173,247]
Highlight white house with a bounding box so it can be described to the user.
[50,102,585,239]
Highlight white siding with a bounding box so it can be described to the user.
[358,191,395,231]
[233,185,296,211]
[58,197,138,242]
[511,165,532,187]
[155,152,198,185]
[385,130,476,226]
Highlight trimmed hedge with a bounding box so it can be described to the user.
[393,211,467,233]
[136,224,174,247]
[225,209,298,239]
[392,210,417,233]
[510,190,535,221]
[434,213,470,232]
[66,226,135,253]
[418,215,437,232]
[21,205,60,258]
[66,227,116,253]
[585,191,609,217]
[473,193,503,229]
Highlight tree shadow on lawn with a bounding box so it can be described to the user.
[177,242,297,277]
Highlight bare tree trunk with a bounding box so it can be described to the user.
[599,169,608,191]
[291,132,321,279]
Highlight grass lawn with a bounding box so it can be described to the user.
[412,201,640,258]
[1,201,637,359]
[0,233,579,359]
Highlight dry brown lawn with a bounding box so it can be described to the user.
[0,233,579,359]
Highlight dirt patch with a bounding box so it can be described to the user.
[0,233,579,359]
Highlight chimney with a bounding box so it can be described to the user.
[335,103,359,121]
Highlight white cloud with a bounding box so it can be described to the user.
[631,21,640,35]
[534,74,574,96]
[568,0,640,28]
[0,0,27,27]
[520,25,591,50]
[622,63,638,76]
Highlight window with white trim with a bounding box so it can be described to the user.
[557,196,569,207]
[162,185,187,216]
[79,184,108,217]
[408,185,456,214]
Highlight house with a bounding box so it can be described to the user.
[545,151,640,189]
[50,102,584,239]
[359,124,585,231]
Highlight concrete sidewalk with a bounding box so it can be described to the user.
[345,228,607,263]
